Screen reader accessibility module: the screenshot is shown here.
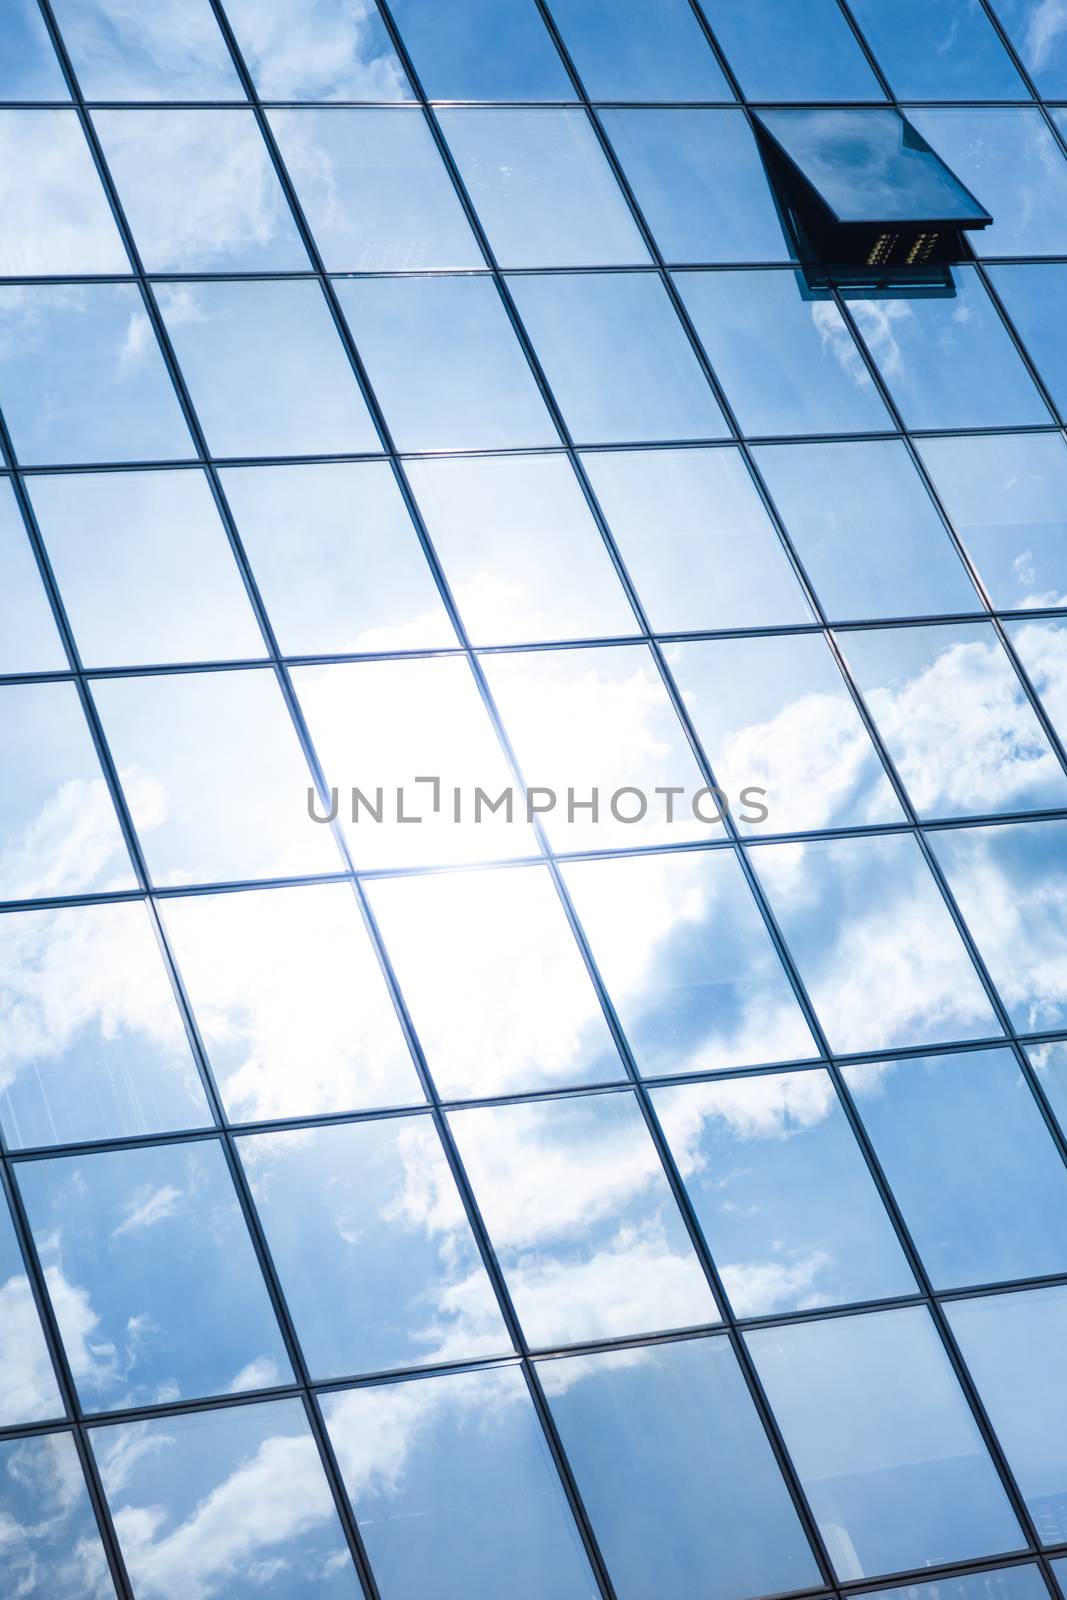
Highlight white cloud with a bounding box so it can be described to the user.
[112,1184,184,1239]
[0,1273,62,1425]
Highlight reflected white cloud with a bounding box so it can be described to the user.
[0,1433,116,1600]
[51,0,242,99]
[0,1268,63,1425]
[0,110,128,276]
[226,0,411,100]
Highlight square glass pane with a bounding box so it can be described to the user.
[509,271,729,444]
[563,847,818,1075]
[323,1366,596,1600]
[0,0,68,99]
[0,1434,115,1600]
[989,0,1067,94]
[405,453,636,645]
[225,0,413,100]
[389,0,574,100]
[94,110,307,273]
[50,0,244,99]
[846,1047,1067,1288]
[654,1068,914,1315]
[677,269,892,438]
[448,1091,718,1345]
[547,0,732,100]
[1010,617,1067,749]
[93,1400,361,1600]
[753,439,979,621]
[162,882,423,1121]
[918,432,1067,611]
[753,833,1000,1053]
[0,1191,63,1425]
[931,819,1067,1032]
[0,900,210,1149]
[0,680,134,900]
[0,479,65,674]
[368,864,621,1097]
[0,285,192,467]
[482,643,717,851]
[747,1307,1023,1579]
[542,1333,821,1600]
[696,0,885,100]
[0,110,127,275]
[240,1118,509,1377]
[990,265,1067,419]
[669,633,903,833]
[31,469,264,668]
[269,108,480,271]
[848,0,1025,98]
[220,460,456,655]
[908,110,1067,257]
[581,445,811,631]
[157,280,379,459]
[335,275,557,451]
[92,667,342,886]
[842,621,1067,818]
[440,108,648,268]
[601,109,791,265]
[19,1140,291,1410]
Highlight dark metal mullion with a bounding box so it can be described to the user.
[974,0,1067,163]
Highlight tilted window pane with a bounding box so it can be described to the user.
[581,446,811,632]
[50,0,243,99]
[0,0,68,98]
[0,1434,116,1600]
[563,848,818,1075]
[989,265,1067,420]
[0,110,127,276]
[747,1307,1023,1579]
[1009,618,1067,752]
[323,1366,596,1600]
[240,1119,509,1377]
[369,865,621,1098]
[389,0,574,100]
[162,882,423,1121]
[669,633,903,833]
[542,1334,821,1600]
[754,440,979,622]
[19,1140,291,1410]
[93,1400,361,1600]
[93,110,307,274]
[440,109,648,269]
[92,668,342,886]
[654,1069,914,1315]
[848,0,1025,98]
[157,280,380,459]
[695,0,885,101]
[846,1048,1067,1288]
[0,479,65,675]
[0,285,192,467]
[449,1091,718,1345]
[31,469,264,668]
[406,453,636,646]
[908,110,1067,257]
[225,0,413,100]
[269,108,480,272]
[548,0,731,100]
[753,833,999,1053]
[987,0,1067,95]
[509,271,729,444]
[677,268,891,438]
[221,460,456,656]
[0,1190,62,1425]
[335,276,557,451]
[0,900,210,1150]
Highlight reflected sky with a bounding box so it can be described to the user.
[0,1433,115,1599]
[225,0,413,100]
[1009,616,1067,751]
[0,477,65,674]
[908,109,1067,256]
[0,0,69,98]
[50,0,243,99]
[848,0,1025,99]
[0,1189,63,1425]
[1028,1038,1067,1136]
[389,0,574,100]
[859,1567,1049,1600]
[548,0,732,100]
[696,0,884,100]
[986,0,1067,97]
[0,110,128,276]
[990,264,1067,419]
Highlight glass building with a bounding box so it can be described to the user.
[2,0,1067,1597]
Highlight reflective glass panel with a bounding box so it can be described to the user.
[335,275,557,451]
[908,109,1067,257]
[1029,1040,1067,1136]
[269,108,480,271]
[0,479,64,674]
[369,864,621,1098]
[987,0,1067,95]
[695,0,884,100]
[563,847,818,1075]
[405,453,636,645]
[0,1434,115,1600]
[0,900,210,1150]
[0,110,127,275]
[94,1400,361,1600]
[50,0,244,99]
[440,109,648,268]
[846,1048,1067,1287]
[157,280,379,459]
[860,1570,1048,1600]
[542,1333,821,1600]
[448,1092,718,1346]
[753,833,1000,1053]
[747,1307,1023,1579]
[581,446,811,631]
[19,1140,291,1410]
[509,271,729,444]
[677,268,892,437]
[654,1069,915,1315]
[323,1366,596,1600]
[31,469,264,668]
[0,0,68,99]
[92,668,341,886]
[220,460,456,655]
[389,0,574,100]
[848,0,1025,98]
[0,1191,62,1425]
[240,1118,509,1377]
[162,882,423,1121]
[0,285,192,467]
[225,0,413,100]
[94,110,307,273]
[1009,617,1067,749]
[548,0,731,100]
[989,265,1067,419]
[669,632,903,833]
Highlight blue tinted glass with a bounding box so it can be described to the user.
[677,269,891,437]
[225,0,413,99]
[988,0,1067,94]
[0,110,128,275]
[0,1190,63,1425]
[748,1307,1023,1579]
[50,0,244,99]
[1029,1040,1067,1137]
[548,0,731,99]
[696,0,884,100]
[862,1570,1049,1600]
[0,479,65,674]
[1010,617,1067,753]
[908,109,1067,257]
[850,0,1024,98]
[0,1434,115,1599]
[543,1333,821,1600]
[323,1367,597,1600]
[990,265,1067,419]
[0,1,68,98]
[389,0,574,99]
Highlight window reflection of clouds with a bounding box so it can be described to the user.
[0,1433,116,1599]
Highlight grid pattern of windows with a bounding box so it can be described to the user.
[3,1,1067,1597]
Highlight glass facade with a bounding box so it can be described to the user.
[2,3,1067,1599]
